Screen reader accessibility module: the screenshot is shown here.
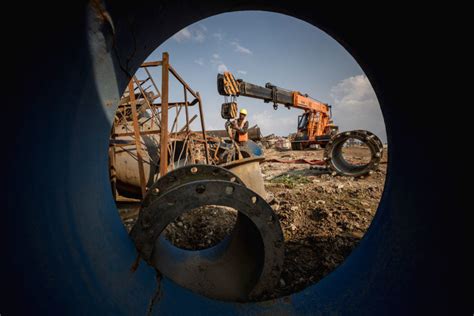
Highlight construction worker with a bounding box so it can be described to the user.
[231,108,249,145]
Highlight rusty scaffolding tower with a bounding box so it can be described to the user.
[109,52,210,200]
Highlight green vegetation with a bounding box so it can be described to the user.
[269,174,311,188]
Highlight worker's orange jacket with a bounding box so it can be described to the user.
[234,118,249,142]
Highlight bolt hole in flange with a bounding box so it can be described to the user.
[195,184,206,194]
[110,11,388,302]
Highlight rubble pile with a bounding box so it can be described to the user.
[261,134,292,150]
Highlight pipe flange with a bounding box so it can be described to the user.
[130,179,284,301]
[141,164,244,208]
[324,130,383,177]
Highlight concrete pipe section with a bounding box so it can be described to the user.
[2,1,467,315]
[131,165,284,301]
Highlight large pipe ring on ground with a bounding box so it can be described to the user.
[130,165,284,301]
[324,130,384,177]
[134,164,245,256]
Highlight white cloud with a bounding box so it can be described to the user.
[247,75,386,140]
[330,75,387,142]
[230,41,252,55]
[210,53,229,73]
[213,32,223,40]
[172,25,206,43]
[330,75,376,106]
[237,70,247,75]
[194,29,205,43]
[194,58,204,66]
[252,110,294,136]
[218,64,228,73]
[172,28,192,42]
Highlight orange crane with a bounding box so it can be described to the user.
[217,72,338,149]
[217,72,384,177]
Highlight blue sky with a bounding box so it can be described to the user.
[140,11,387,142]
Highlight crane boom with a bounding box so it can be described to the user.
[217,72,336,148]
[217,72,329,113]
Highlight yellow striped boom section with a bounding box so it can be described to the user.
[230,102,238,118]
[223,71,240,96]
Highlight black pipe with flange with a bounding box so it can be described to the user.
[131,166,284,302]
[324,130,384,177]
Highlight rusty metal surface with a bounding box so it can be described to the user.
[141,164,244,208]
[223,157,267,200]
[130,165,284,302]
[109,53,269,200]
[109,53,218,198]
[112,132,159,197]
[128,80,147,197]
[159,52,170,176]
[196,92,210,164]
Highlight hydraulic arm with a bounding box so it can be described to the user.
[217,72,336,148]
[217,71,384,177]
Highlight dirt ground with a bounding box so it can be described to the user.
[118,146,388,300]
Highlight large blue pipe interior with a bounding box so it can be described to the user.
[2,1,467,315]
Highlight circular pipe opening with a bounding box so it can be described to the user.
[9,2,448,315]
[110,11,388,302]
[163,205,237,250]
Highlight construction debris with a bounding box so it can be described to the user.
[112,52,388,302]
[261,134,291,150]
[119,145,388,300]
[109,53,261,200]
